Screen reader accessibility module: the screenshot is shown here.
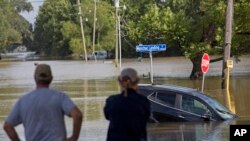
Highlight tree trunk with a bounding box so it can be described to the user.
[190,56,224,80]
[190,55,203,80]
[189,23,217,80]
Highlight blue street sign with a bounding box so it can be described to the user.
[136,44,167,52]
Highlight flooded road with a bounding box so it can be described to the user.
[0,56,250,141]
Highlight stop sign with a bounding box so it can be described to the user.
[201,53,210,73]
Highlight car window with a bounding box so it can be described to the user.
[155,91,176,107]
[182,96,211,115]
[200,94,234,119]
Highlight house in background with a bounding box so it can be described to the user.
[6,43,28,53]
[0,44,36,60]
[13,45,27,52]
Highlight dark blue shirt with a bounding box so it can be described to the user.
[104,88,150,141]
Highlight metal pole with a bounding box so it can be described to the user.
[149,51,153,84]
[222,0,234,89]
[77,0,87,62]
[115,0,119,67]
[201,73,205,92]
[118,15,122,69]
[225,89,232,112]
[227,68,230,91]
[92,0,97,61]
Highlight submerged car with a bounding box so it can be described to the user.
[138,84,237,122]
[80,50,109,60]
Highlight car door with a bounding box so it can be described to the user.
[149,90,181,122]
[179,95,213,121]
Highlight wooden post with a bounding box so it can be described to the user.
[222,0,234,89]
[92,0,97,61]
[77,0,88,62]
[115,0,119,67]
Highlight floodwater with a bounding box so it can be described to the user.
[0,56,250,141]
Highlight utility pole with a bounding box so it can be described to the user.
[115,0,119,68]
[222,0,234,89]
[118,15,122,69]
[92,0,97,60]
[115,0,122,69]
[77,0,88,62]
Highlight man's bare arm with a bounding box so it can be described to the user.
[67,106,83,141]
[3,122,20,141]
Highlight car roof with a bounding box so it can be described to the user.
[139,83,201,96]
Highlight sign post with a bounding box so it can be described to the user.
[136,44,167,84]
[149,51,153,83]
[226,60,233,91]
[201,53,210,92]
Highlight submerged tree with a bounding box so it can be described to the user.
[126,0,227,79]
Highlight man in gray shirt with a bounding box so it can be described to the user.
[3,64,83,141]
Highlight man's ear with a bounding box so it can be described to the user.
[117,76,121,82]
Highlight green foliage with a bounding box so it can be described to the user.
[184,43,211,59]
[233,1,250,55]
[126,0,227,58]
[61,21,82,55]
[10,0,33,12]
[125,0,250,59]
[30,0,250,59]
[128,4,161,43]
[0,0,32,51]
[80,0,115,53]
[61,21,80,40]
[33,0,75,56]
[33,0,115,56]
[69,38,83,56]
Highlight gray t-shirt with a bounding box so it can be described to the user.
[6,88,75,141]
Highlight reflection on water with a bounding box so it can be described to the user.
[0,59,250,141]
[148,121,231,141]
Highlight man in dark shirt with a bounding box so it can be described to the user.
[104,68,150,141]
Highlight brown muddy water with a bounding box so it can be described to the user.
[0,56,250,141]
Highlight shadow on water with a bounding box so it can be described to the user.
[0,59,250,140]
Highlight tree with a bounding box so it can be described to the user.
[177,0,226,79]
[125,0,250,79]
[0,0,32,52]
[233,0,250,56]
[33,0,115,57]
[33,0,75,56]
[10,0,32,12]
[31,0,250,75]
[103,0,158,57]
[72,0,115,55]
[125,0,227,79]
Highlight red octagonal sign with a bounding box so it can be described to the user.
[201,53,210,73]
